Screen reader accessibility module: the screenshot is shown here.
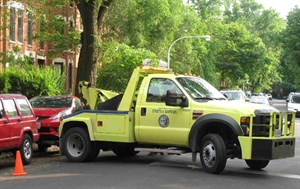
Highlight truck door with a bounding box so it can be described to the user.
[136,78,191,146]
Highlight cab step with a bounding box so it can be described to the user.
[134,147,187,155]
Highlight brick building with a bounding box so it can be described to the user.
[0,0,81,94]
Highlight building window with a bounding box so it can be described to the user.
[17,10,23,42]
[38,59,45,68]
[9,7,16,41]
[28,14,33,45]
[54,62,63,74]
[40,41,44,50]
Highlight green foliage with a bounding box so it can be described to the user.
[97,40,159,92]
[104,0,214,84]
[0,64,66,99]
[280,7,300,92]
[103,0,289,92]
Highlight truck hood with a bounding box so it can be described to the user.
[197,100,279,115]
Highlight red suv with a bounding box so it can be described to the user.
[0,94,39,165]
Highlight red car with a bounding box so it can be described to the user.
[0,94,39,165]
[30,96,83,152]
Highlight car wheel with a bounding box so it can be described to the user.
[200,134,227,174]
[19,134,33,165]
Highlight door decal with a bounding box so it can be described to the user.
[158,115,169,128]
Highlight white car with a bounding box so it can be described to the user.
[250,96,270,105]
[286,92,300,116]
[220,90,249,102]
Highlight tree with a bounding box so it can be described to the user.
[97,40,159,92]
[281,7,300,90]
[104,0,211,77]
[74,0,113,96]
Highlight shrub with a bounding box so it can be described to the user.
[0,64,65,99]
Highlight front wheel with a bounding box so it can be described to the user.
[200,134,227,174]
[62,127,99,162]
[245,160,269,170]
[19,134,33,165]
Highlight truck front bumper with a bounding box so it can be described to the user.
[239,137,295,160]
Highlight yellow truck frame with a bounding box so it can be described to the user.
[59,66,295,174]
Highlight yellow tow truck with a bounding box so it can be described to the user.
[59,65,295,174]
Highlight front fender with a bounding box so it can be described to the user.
[188,114,243,152]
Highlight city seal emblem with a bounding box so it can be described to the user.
[158,115,169,128]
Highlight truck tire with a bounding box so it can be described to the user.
[63,127,99,162]
[245,160,269,170]
[112,144,138,157]
[200,134,227,174]
[19,134,33,165]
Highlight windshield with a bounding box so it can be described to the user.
[176,77,225,100]
[30,97,72,108]
[291,95,300,103]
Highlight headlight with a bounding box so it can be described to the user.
[52,110,72,119]
[240,117,250,135]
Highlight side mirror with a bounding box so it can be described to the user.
[165,90,188,107]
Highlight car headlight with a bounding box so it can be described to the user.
[52,110,72,119]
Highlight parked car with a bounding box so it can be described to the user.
[30,96,83,151]
[265,93,272,100]
[286,92,300,116]
[250,95,270,105]
[220,90,249,102]
[0,94,39,165]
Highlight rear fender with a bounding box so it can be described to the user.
[60,117,95,141]
[17,127,33,147]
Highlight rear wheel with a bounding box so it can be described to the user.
[19,134,33,165]
[62,127,99,162]
[200,134,227,174]
[245,160,269,170]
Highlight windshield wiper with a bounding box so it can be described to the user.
[195,97,214,100]
[195,97,226,100]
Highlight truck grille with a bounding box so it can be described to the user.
[251,112,294,137]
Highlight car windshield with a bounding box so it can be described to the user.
[30,97,72,108]
[221,91,244,100]
[176,77,225,100]
[291,95,300,103]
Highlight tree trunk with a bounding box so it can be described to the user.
[75,0,113,97]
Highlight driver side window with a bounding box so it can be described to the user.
[146,78,182,102]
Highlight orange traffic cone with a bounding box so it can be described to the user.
[13,150,26,176]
